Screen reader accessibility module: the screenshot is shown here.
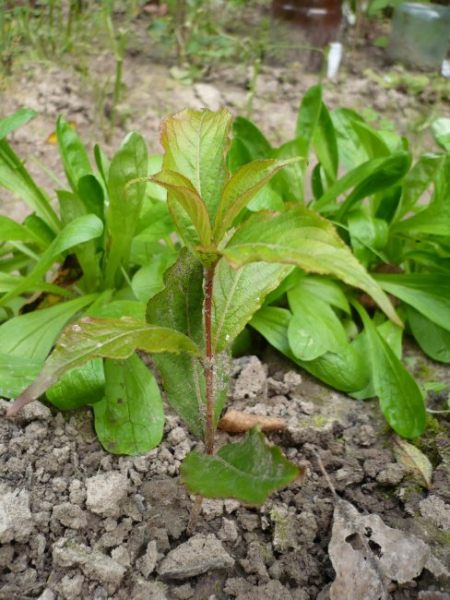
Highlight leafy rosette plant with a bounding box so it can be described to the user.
[7,108,400,519]
[231,85,450,439]
[0,109,180,451]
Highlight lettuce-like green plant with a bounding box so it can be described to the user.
[0,110,178,452]
[7,107,399,525]
[232,85,449,438]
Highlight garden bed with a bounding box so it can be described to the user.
[1,345,449,599]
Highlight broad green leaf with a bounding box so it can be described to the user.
[251,307,370,393]
[151,170,212,248]
[213,158,300,241]
[57,190,101,291]
[313,102,338,183]
[295,84,322,152]
[23,214,55,246]
[78,174,105,222]
[223,205,400,326]
[0,108,37,140]
[392,201,450,237]
[396,154,445,217]
[161,108,233,219]
[105,132,148,286]
[312,154,411,214]
[335,154,412,220]
[7,317,200,416]
[93,355,164,455]
[136,201,172,239]
[147,249,228,438]
[0,214,103,307]
[431,118,450,152]
[393,436,432,489]
[230,116,272,167]
[0,139,60,233]
[374,274,450,331]
[0,294,97,361]
[46,358,105,410]
[180,427,299,505]
[353,302,426,439]
[247,185,284,213]
[227,136,254,173]
[212,259,291,354]
[56,116,92,191]
[347,209,389,265]
[269,138,308,204]
[0,354,43,399]
[0,215,45,246]
[407,307,450,363]
[295,276,350,314]
[131,252,178,302]
[332,107,373,169]
[287,286,348,360]
[351,119,390,158]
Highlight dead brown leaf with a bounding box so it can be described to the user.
[218,409,286,434]
[329,499,448,600]
[393,435,433,489]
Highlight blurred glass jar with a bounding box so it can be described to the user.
[388,2,450,71]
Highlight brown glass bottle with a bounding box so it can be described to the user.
[271,0,343,48]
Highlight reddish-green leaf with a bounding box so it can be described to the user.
[160,108,233,220]
[180,427,300,505]
[7,317,200,416]
[223,205,401,326]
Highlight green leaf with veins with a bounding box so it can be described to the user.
[213,158,301,241]
[93,355,164,455]
[160,108,233,220]
[223,205,400,326]
[7,317,200,417]
[0,294,98,361]
[150,170,212,248]
[212,259,291,354]
[147,248,229,439]
[180,427,300,505]
[0,354,43,399]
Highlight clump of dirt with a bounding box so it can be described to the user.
[1,348,449,600]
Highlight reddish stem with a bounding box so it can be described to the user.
[204,262,217,455]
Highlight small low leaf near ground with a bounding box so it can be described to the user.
[393,436,433,489]
[180,427,300,505]
[93,354,164,456]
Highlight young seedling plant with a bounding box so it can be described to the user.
[7,107,400,530]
